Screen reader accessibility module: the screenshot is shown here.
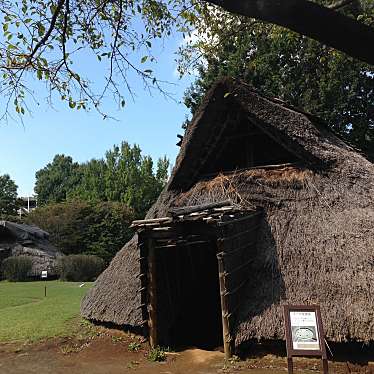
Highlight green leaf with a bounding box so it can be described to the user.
[37,23,45,37]
[141,56,148,64]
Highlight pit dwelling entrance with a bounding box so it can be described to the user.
[131,201,262,358]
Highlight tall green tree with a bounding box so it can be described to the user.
[0,174,18,217]
[0,0,373,121]
[26,200,135,261]
[71,142,170,218]
[180,7,374,157]
[70,159,107,202]
[35,142,170,218]
[34,154,80,205]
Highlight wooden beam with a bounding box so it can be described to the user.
[131,217,172,227]
[155,239,211,250]
[218,210,262,227]
[200,162,298,180]
[169,200,232,216]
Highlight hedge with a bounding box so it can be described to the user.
[1,256,32,281]
[57,255,105,281]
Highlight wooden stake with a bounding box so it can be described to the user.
[217,239,233,359]
[148,239,158,348]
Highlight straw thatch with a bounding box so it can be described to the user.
[0,221,63,276]
[81,78,374,345]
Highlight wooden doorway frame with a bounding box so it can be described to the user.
[133,206,262,359]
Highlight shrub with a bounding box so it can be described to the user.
[57,255,105,281]
[1,256,32,281]
[128,342,141,352]
[26,200,135,262]
[147,346,167,362]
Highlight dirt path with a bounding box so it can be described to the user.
[0,328,373,374]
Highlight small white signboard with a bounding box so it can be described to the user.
[41,270,48,279]
[290,310,320,350]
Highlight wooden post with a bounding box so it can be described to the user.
[287,357,294,374]
[148,238,158,348]
[138,233,150,340]
[217,239,233,359]
[322,358,328,374]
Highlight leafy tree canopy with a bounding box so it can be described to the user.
[26,200,135,261]
[179,2,374,157]
[34,141,169,218]
[0,0,373,122]
[0,174,19,217]
[34,154,80,205]
[0,0,196,121]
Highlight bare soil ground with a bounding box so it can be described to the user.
[0,327,373,374]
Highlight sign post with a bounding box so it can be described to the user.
[284,305,328,374]
[41,270,48,297]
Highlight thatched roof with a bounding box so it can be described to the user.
[0,221,63,276]
[81,78,374,345]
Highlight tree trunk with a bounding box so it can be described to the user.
[204,0,374,65]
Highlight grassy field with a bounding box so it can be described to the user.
[0,281,92,343]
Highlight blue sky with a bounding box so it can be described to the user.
[0,33,195,196]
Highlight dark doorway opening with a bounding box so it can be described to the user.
[134,204,262,358]
[156,238,223,350]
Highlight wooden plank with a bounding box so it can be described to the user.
[131,217,172,227]
[218,210,262,227]
[169,200,232,216]
[155,240,210,249]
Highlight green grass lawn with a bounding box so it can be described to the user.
[0,281,92,343]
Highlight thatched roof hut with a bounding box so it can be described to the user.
[81,78,374,354]
[0,221,63,277]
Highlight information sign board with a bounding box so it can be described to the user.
[284,305,328,374]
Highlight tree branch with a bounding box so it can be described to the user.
[26,0,66,65]
[204,0,374,65]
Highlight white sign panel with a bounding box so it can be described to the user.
[290,311,320,350]
[41,270,48,279]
